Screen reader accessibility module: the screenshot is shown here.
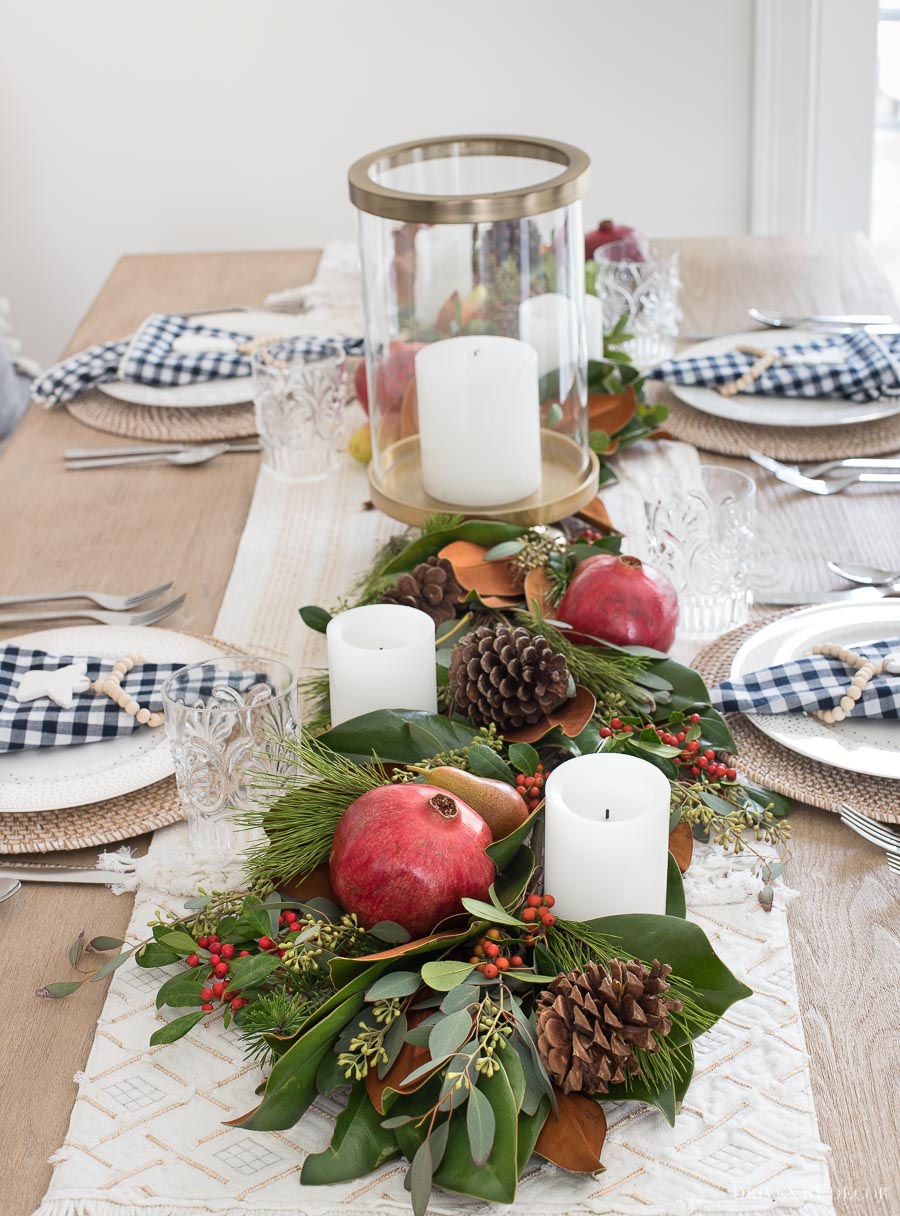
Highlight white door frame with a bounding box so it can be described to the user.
[751,0,880,235]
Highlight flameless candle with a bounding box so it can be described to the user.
[518,293,605,376]
[543,752,670,920]
[326,605,438,726]
[414,227,474,326]
[414,335,542,507]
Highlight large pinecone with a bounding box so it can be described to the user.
[448,624,570,732]
[536,960,683,1095]
[381,556,461,626]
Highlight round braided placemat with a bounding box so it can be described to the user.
[67,391,257,442]
[660,390,900,460]
[691,617,900,824]
[0,636,250,854]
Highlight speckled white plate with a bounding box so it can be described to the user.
[730,602,900,780]
[671,330,900,428]
[0,626,223,813]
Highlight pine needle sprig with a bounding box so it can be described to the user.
[517,615,656,717]
[298,670,331,734]
[238,990,323,1066]
[238,737,392,886]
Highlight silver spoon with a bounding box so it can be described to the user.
[827,560,900,586]
[749,307,894,329]
[0,877,21,905]
[66,443,230,471]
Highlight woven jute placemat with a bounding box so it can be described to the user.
[67,391,257,443]
[660,389,900,461]
[692,618,900,824]
[0,636,250,854]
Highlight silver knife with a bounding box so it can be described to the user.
[0,864,133,885]
[64,442,261,460]
[755,586,899,607]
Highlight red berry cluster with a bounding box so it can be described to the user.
[599,717,633,737]
[469,927,525,980]
[656,713,737,781]
[579,528,606,544]
[187,932,251,1014]
[515,764,546,812]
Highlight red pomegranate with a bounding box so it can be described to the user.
[329,784,494,938]
[355,342,424,416]
[585,220,650,263]
[557,554,678,652]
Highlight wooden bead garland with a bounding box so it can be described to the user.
[90,653,165,727]
[717,345,782,398]
[809,642,899,724]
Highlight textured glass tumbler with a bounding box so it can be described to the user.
[251,343,347,483]
[162,658,298,853]
[645,466,755,636]
[594,243,681,367]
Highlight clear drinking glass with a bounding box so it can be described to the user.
[594,242,681,367]
[251,342,347,483]
[161,657,298,853]
[644,466,755,636]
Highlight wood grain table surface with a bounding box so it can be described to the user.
[0,237,898,1216]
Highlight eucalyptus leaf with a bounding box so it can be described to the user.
[365,971,422,1001]
[89,948,136,983]
[482,539,525,562]
[420,960,476,991]
[368,921,412,945]
[428,1008,474,1061]
[409,1140,433,1216]
[459,899,523,929]
[465,1084,496,1167]
[36,981,83,999]
[440,984,476,1015]
[88,936,126,952]
[379,1012,409,1079]
[68,931,85,969]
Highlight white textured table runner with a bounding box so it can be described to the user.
[36,247,835,1216]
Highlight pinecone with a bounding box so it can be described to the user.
[448,624,570,732]
[381,556,461,626]
[536,960,683,1095]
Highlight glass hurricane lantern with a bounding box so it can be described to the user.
[348,135,599,525]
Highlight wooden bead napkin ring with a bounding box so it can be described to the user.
[810,642,900,724]
[91,653,164,727]
[717,345,781,398]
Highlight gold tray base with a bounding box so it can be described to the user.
[368,431,599,527]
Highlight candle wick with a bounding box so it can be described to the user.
[605,808,610,820]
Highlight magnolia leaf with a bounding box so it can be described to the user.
[438,540,523,598]
[466,1084,496,1167]
[535,1090,607,1172]
[299,605,332,634]
[666,853,687,919]
[301,1081,400,1185]
[668,821,694,873]
[504,685,596,744]
[485,806,542,872]
[149,1010,205,1046]
[380,521,526,576]
[320,710,477,766]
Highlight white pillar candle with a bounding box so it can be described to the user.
[414,335,542,507]
[414,226,474,326]
[543,753,670,920]
[326,605,438,726]
[518,293,604,376]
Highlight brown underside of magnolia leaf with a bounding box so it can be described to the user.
[523,567,554,621]
[535,1089,607,1173]
[438,540,523,598]
[504,685,596,744]
[278,864,337,905]
[366,1006,434,1114]
[351,929,467,965]
[668,821,694,874]
[588,386,637,436]
[575,497,618,535]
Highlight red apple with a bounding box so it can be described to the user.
[557,554,678,652]
[329,784,494,938]
[585,220,650,263]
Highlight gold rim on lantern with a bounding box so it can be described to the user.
[348,135,591,224]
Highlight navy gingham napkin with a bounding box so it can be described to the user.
[712,638,900,719]
[31,313,364,408]
[650,329,900,403]
[0,649,272,753]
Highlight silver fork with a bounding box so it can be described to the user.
[0,594,186,628]
[0,582,173,612]
[888,854,900,876]
[748,451,900,495]
[839,804,900,855]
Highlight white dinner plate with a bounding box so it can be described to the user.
[670,329,900,428]
[0,626,224,813]
[97,309,318,409]
[730,602,900,780]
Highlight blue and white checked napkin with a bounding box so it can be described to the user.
[31,313,364,408]
[712,639,900,719]
[651,329,900,403]
[0,648,271,753]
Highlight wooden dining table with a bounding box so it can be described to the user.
[0,236,897,1216]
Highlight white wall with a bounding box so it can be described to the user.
[0,0,754,366]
